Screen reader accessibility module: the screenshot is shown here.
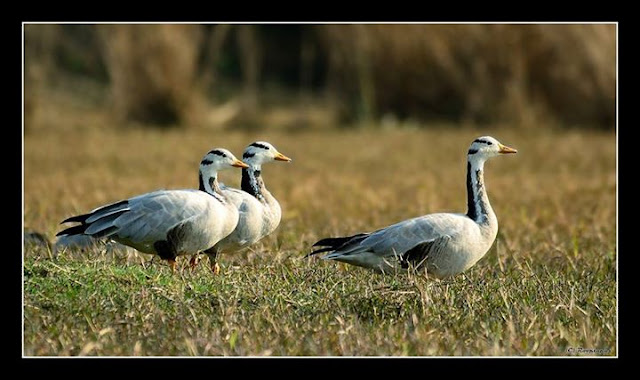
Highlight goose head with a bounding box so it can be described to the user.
[199,148,248,194]
[467,136,517,162]
[241,141,292,167]
[200,148,248,175]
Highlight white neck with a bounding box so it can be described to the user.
[242,163,281,218]
[199,170,222,195]
[466,157,495,227]
[241,164,267,202]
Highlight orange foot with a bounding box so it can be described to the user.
[189,255,200,271]
[168,258,177,273]
[211,262,220,275]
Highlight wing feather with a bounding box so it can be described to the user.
[112,190,213,243]
[323,213,471,260]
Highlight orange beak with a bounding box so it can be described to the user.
[274,152,292,162]
[498,144,518,154]
[232,159,250,168]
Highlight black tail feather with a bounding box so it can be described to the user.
[56,224,89,237]
[312,233,368,248]
[305,246,335,258]
[58,200,129,237]
[306,233,369,258]
[312,237,346,248]
[61,213,92,225]
[60,200,129,225]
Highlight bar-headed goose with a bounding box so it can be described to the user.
[193,141,291,271]
[57,148,249,272]
[308,136,517,279]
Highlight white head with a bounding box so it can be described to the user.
[467,136,517,164]
[200,148,248,173]
[241,141,292,168]
[199,148,248,193]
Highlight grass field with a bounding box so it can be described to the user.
[23,125,616,356]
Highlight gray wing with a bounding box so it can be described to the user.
[397,235,452,269]
[324,213,470,260]
[220,187,247,207]
[86,190,216,246]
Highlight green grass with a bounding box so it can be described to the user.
[23,125,616,356]
[23,243,616,356]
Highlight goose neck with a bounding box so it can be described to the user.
[466,158,494,225]
[241,166,266,201]
[199,170,222,195]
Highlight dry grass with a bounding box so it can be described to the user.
[23,123,616,356]
[318,24,616,127]
[96,24,206,126]
[24,24,616,129]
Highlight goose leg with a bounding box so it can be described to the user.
[189,255,200,271]
[168,258,177,273]
[204,247,220,275]
[154,240,179,275]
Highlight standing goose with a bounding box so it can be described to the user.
[192,141,292,271]
[57,148,249,272]
[308,136,517,278]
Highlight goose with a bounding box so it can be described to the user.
[56,148,249,272]
[24,230,52,251]
[308,136,517,279]
[53,234,139,259]
[190,141,292,271]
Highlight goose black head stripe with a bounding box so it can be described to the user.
[209,150,228,158]
[250,142,270,150]
[473,138,493,145]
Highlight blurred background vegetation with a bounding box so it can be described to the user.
[24,23,616,132]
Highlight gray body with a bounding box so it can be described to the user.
[323,211,497,278]
[209,141,290,257]
[311,136,516,279]
[57,148,246,262]
[215,185,282,252]
[98,189,239,257]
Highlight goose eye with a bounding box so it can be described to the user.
[487,141,493,146]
